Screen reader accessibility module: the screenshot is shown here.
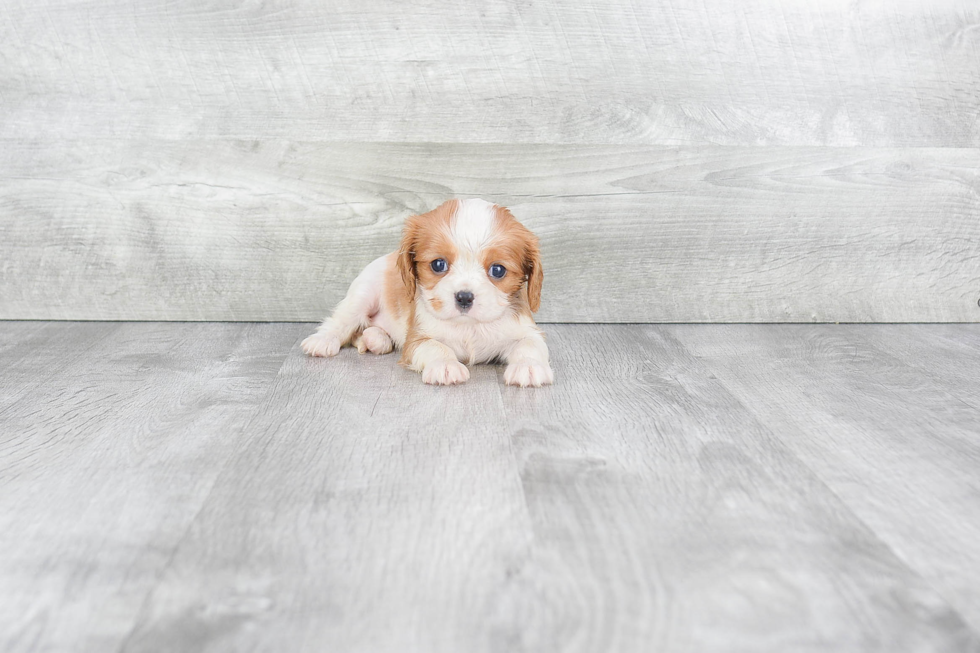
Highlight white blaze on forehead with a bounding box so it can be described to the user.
[451,199,498,252]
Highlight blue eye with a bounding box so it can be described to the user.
[430,258,448,273]
[489,263,506,279]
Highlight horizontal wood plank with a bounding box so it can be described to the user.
[1,141,978,322]
[1,0,977,146]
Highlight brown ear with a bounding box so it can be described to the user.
[397,214,420,298]
[524,234,543,313]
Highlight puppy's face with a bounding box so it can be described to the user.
[397,199,542,323]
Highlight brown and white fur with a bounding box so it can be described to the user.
[301,199,554,387]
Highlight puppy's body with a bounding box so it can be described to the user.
[302,199,553,387]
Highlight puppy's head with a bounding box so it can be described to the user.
[397,199,543,323]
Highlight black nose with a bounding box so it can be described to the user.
[455,291,474,310]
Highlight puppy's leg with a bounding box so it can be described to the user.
[302,256,386,358]
[354,326,394,355]
[408,339,469,385]
[503,329,554,387]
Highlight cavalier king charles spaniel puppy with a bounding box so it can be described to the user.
[301,199,553,387]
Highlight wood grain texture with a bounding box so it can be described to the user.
[0,321,121,409]
[494,325,978,652]
[861,324,980,412]
[671,324,980,633]
[0,322,302,653]
[120,335,534,653]
[1,0,978,146]
[58,323,973,653]
[2,322,980,650]
[2,141,978,322]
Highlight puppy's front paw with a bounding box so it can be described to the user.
[504,359,554,387]
[422,359,470,385]
[301,332,341,358]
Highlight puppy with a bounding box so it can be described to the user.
[301,199,553,387]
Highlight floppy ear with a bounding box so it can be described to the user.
[523,233,543,313]
[397,214,421,298]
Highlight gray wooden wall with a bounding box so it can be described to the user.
[1,0,978,322]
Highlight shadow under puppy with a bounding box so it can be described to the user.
[302,199,554,387]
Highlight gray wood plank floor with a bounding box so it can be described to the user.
[1,322,979,652]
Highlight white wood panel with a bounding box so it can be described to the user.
[1,0,977,145]
[1,141,977,322]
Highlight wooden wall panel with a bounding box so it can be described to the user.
[1,0,976,321]
[2,141,977,322]
[1,0,977,146]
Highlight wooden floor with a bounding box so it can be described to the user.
[2,322,979,653]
